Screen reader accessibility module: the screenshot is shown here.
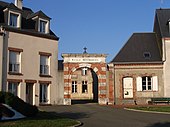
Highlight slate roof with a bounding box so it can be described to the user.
[0,1,59,40]
[27,10,51,20]
[111,33,162,63]
[154,9,170,38]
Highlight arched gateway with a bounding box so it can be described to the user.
[62,53,108,105]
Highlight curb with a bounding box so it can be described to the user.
[70,120,82,127]
[124,108,170,115]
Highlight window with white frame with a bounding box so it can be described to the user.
[142,76,152,91]
[82,81,88,93]
[39,19,49,33]
[82,67,87,76]
[8,82,18,96]
[9,51,21,73]
[136,76,158,91]
[39,84,49,103]
[9,12,19,27]
[40,55,50,75]
[72,81,77,93]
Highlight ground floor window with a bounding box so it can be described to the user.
[142,76,152,91]
[82,81,88,93]
[26,83,33,105]
[136,76,158,91]
[8,82,18,96]
[40,84,48,103]
[72,81,77,93]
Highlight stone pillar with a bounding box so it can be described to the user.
[98,64,108,105]
[108,63,114,105]
[63,63,71,105]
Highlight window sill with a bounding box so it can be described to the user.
[8,72,23,76]
[137,90,158,92]
[82,93,88,94]
[123,98,134,100]
[39,74,52,78]
[39,103,52,106]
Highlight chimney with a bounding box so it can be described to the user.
[15,0,23,9]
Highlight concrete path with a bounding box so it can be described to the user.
[39,103,170,127]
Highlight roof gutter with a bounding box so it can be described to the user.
[112,61,163,65]
[3,26,59,41]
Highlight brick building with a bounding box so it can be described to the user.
[1,0,170,106]
[108,9,170,105]
[61,52,108,105]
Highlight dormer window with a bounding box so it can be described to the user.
[143,52,151,59]
[8,11,21,28]
[10,13,18,27]
[39,18,49,34]
[40,20,47,33]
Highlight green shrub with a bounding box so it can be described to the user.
[1,104,15,117]
[0,91,38,117]
[0,91,5,103]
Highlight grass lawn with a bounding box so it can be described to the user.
[130,106,170,113]
[0,111,79,127]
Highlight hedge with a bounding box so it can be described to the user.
[0,91,38,117]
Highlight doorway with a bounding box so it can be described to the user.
[26,83,33,105]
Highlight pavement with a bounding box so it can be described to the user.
[39,103,170,127]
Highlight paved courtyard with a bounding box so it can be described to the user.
[39,103,170,127]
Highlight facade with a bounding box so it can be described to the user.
[0,1,170,106]
[0,0,60,106]
[108,9,170,105]
[61,53,108,105]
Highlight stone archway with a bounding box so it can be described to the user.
[62,53,108,105]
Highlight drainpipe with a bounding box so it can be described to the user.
[113,63,116,105]
[0,26,7,91]
[162,38,166,62]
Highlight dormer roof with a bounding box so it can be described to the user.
[4,3,22,12]
[27,10,51,20]
[0,0,59,40]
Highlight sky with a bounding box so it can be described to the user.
[4,0,170,62]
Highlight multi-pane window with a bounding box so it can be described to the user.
[40,55,49,75]
[8,82,18,96]
[82,67,87,76]
[82,81,87,93]
[39,20,47,33]
[137,76,158,91]
[9,51,20,73]
[142,76,152,91]
[9,13,18,27]
[72,81,77,93]
[40,84,48,103]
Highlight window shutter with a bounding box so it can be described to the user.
[152,76,158,91]
[136,77,142,91]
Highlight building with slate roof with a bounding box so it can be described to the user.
[1,0,170,106]
[0,0,61,106]
[107,8,170,105]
